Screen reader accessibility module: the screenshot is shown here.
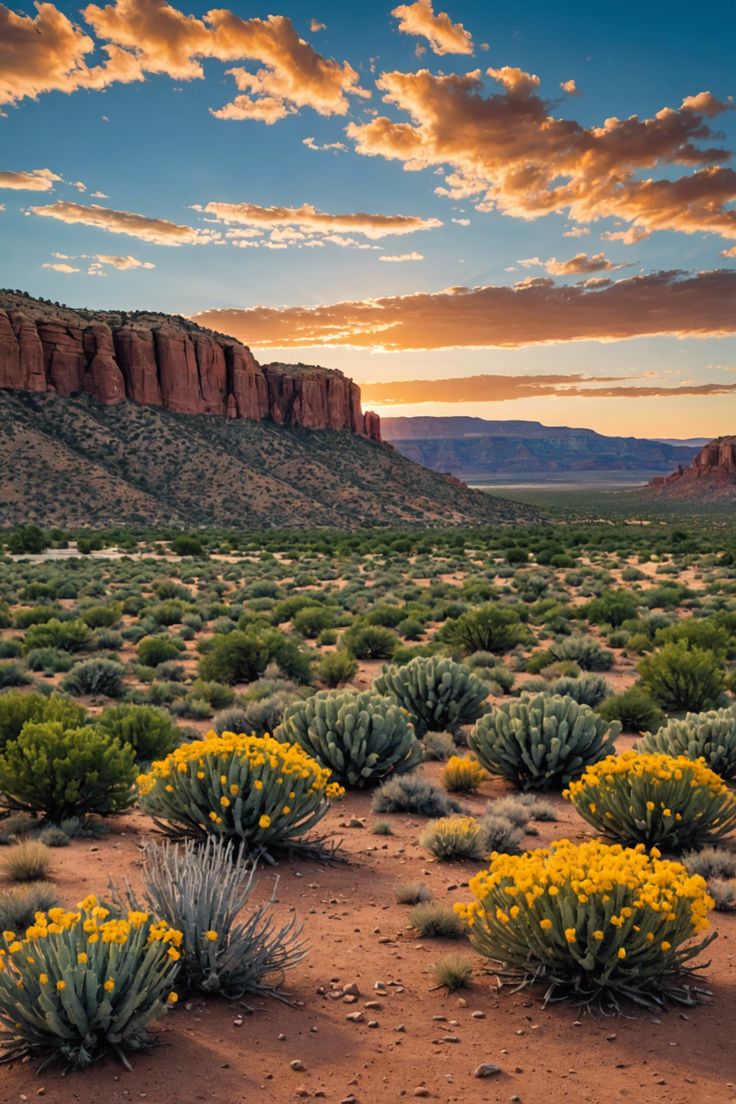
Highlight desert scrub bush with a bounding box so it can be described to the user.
[0,723,136,822]
[138,732,343,855]
[455,839,714,1010]
[199,629,312,685]
[682,846,736,911]
[583,590,639,628]
[566,751,736,850]
[341,623,398,660]
[276,689,422,788]
[0,840,54,882]
[637,707,736,780]
[0,895,182,1068]
[96,703,180,762]
[597,685,664,734]
[0,882,58,932]
[395,881,432,905]
[61,659,125,698]
[317,650,358,687]
[547,635,614,672]
[137,635,181,667]
[491,793,559,826]
[423,731,456,761]
[469,694,619,792]
[477,813,524,854]
[115,838,304,999]
[410,902,464,938]
[638,642,725,713]
[548,674,610,708]
[23,618,89,653]
[372,774,458,817]
[433,954,473,992]
[420,815,486,861]
[213,691,296,739]
[440,755,486,794]
[373,656,489,738]
[440,604,528,655]
[188,680,235,710]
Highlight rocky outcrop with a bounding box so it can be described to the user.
[647,436,736,499]
[0,292,381,441]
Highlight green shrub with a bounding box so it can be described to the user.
[5,525,49,555]
[584,590,639,628]
[0,663,30,689]
[115,838,305,998]
[341,624,398,660]
[62,659,125,698]
[171,534,204,556]
[547,635,614,671]
[410,902,464,938]
[0,882,58,932]
[80,604,121,629]
[423,731,456,761]
[317,651,359,687]
[0,840,54,882]
[137,636,181,666]
[24,618,89,653]
[293,605,336,638]
[138,732,343,854]
[0,723,136,821]
[420,815,486,861]
[547,674,610,707]
[597,685,664,734]
[638,642,724,712]
[0,896,181,1068]
[566,751,736,850]
[0,691,87,751]
[188,680,235,710]
[433,954,473,992]
[440,605,528,654]
[276,689,421,788]
[373,655,488,738]
[372,774,457,817]
[96,703,180,762]
[199,629,311,685]
[469,693,620,791]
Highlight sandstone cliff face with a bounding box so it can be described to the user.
[648,436,736,499]
[0,295,381,441]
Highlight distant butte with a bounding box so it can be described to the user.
[647,436,736,500]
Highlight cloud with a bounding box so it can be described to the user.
[391,0,473,56]
[560,79,579,95]
[91,190,109,198]
[0,1,366,122]
[722,245,736,258]
[29,200,218,245]
[198,200,442,240]
[0,204,5,212]
[346,68,736,242]
[302,136,347,152]
[544,251,621,276]
[93,253,156,269]
[602,226,651,245]
[0,169,63,192]
[42,261,80,273]
[563,226,590,237]
[379,251,424,262]
[360,373,736,405]
[310,19,326,32]
[191,269,736,350]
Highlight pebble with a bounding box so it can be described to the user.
[473,1063,502,1079]
[290,1059,305,1071]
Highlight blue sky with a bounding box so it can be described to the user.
[1,0,735,436]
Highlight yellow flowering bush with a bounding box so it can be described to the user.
[456,839,715,1009]
[420,815,486,861]
[565,751,736,850]
[138,731,344,855]
[441,755,487,794]
[0,895,181,1068]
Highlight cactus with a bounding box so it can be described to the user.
[373,655,489,737]
[275,689,422,788]
[468,693,620,791]
[637,707,736,780]
[456,839,715,1010]
[138,731,343,853]
[0,896,181,1068]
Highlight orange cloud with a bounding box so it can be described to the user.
[544,251,621,276]
[41,261,80,274]
[0,169,62,191]
[0,1,366,121]
[29,200,218,245]
[361,374,736,404]
[391,0,473,56]
[379,251,424,262]
[93,253,156,269]
[346,68,736,241]
[198,200,442,240]
[191,269,736,350]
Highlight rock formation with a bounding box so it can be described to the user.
[647,436,736,499]
[0,291,381,441]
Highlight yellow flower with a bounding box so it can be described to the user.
[56,980,66,991]
[592,930,604,941]
[104,978,115,992]
[77,952,88,964]
[661,940,671,951]
[167,947,181,961]
[39,973,49,984]
[564,928,577,944]
[167,991,179,1004]
[617,948,627,960]
[258,814,271,829]
[205,930,218,942]
[539,919,553,931]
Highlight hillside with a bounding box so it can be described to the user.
[0,391,535,528]
[381,416,700,481]
[645,435,736,501]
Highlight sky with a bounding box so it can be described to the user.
[1,0,735,439]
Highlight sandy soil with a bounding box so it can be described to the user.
[2,763,734,1104]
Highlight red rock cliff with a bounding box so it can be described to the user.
[647,436,736,499]
[0,294,381,441]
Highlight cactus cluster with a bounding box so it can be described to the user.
[276,689,422,788]
[637,707,736,780]
[565,751,736,850]
[456,839,715,1009]
[373,656,489,737]
[137,731,344,853]
[0,896,181,1068]
[469,693,620,791]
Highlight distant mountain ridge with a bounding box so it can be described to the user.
[381,416,701,481]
